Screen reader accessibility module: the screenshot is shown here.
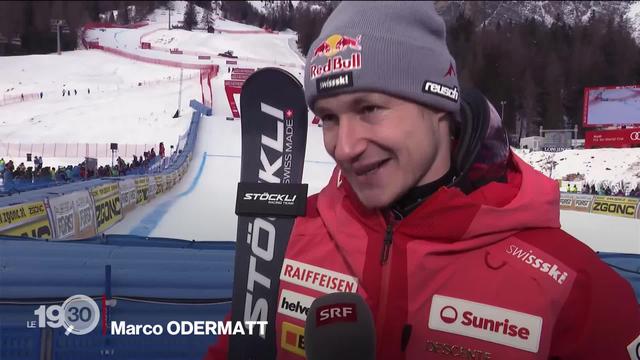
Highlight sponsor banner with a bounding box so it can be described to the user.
[591,196,639,219]
[0,201,53,239]
[280,259,358,294]
[559,193,573,210]
[148,176,157,200]
[232,68,255,74]
[90,183,123,233]
[172,171,178,186]
[154,175,165,195]
[118,179,137,215]
[163,173,172,191]
[280,322,305,357]
[231,73,251,81]
[428,295,542,353]
[572,194,593,213]
[48,191,97,239]
[135,177,149,205]
[584,128,640,149]
[278,289,314,321]
[224,80,243,118]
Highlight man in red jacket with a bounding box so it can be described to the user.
[206,2,640,359]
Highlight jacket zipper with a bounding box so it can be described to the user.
[380,221,394,265]
[376,211,402,356]
[380,210,401,265]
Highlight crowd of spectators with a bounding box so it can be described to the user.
[563,182,640,198]
[0,142,172,193]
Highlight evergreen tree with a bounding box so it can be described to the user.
[183,1,198,30]
[202,7,214,30]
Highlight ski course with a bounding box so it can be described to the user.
[107,74,335,241]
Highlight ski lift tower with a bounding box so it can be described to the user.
[50,19,70,55]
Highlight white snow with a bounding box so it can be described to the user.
[514,148,640,191]
[0,1,638,253]
[627,1,640,44]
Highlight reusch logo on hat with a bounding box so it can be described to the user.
[423,81,459,103]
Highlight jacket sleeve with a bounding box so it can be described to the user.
[202,312,231,360]
[549,254,640,359]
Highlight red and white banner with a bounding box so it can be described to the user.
[224,80,243,118]
[584,128,640,149]
[200,67,215,109]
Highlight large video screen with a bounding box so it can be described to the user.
[583,85,640,127]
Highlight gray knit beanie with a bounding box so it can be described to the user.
[304,1,460,114]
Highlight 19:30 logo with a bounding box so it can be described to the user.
[32,295,100,335]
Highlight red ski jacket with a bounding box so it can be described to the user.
[205,152,640,360]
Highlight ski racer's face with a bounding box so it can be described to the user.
[315,92,451,209]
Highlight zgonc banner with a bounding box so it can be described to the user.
[91,183,123,233]
[136,177,150,205]
[154,175,166,196]
[47,190,97,239]
[0,201,52,239]
[590,196,639,219]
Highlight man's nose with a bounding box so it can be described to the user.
[333,116,367,163]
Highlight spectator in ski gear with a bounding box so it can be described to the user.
[205,2,639,360]
[150,148,156,159]
[571,184,577,193]
[5,160,14,173]
[159,142,165,158]
[0,158,4,174]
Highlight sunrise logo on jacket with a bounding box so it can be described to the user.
[428,295,543,353]
[506,245,569,285]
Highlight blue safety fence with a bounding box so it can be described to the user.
[0,235,234,360]
[599,252,640,302]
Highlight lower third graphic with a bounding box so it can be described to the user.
[29,294,101,336]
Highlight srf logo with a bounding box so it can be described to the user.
[311,34,362,59]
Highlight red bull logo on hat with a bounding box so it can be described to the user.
[310,34,363,80]
[312,34,362,59]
